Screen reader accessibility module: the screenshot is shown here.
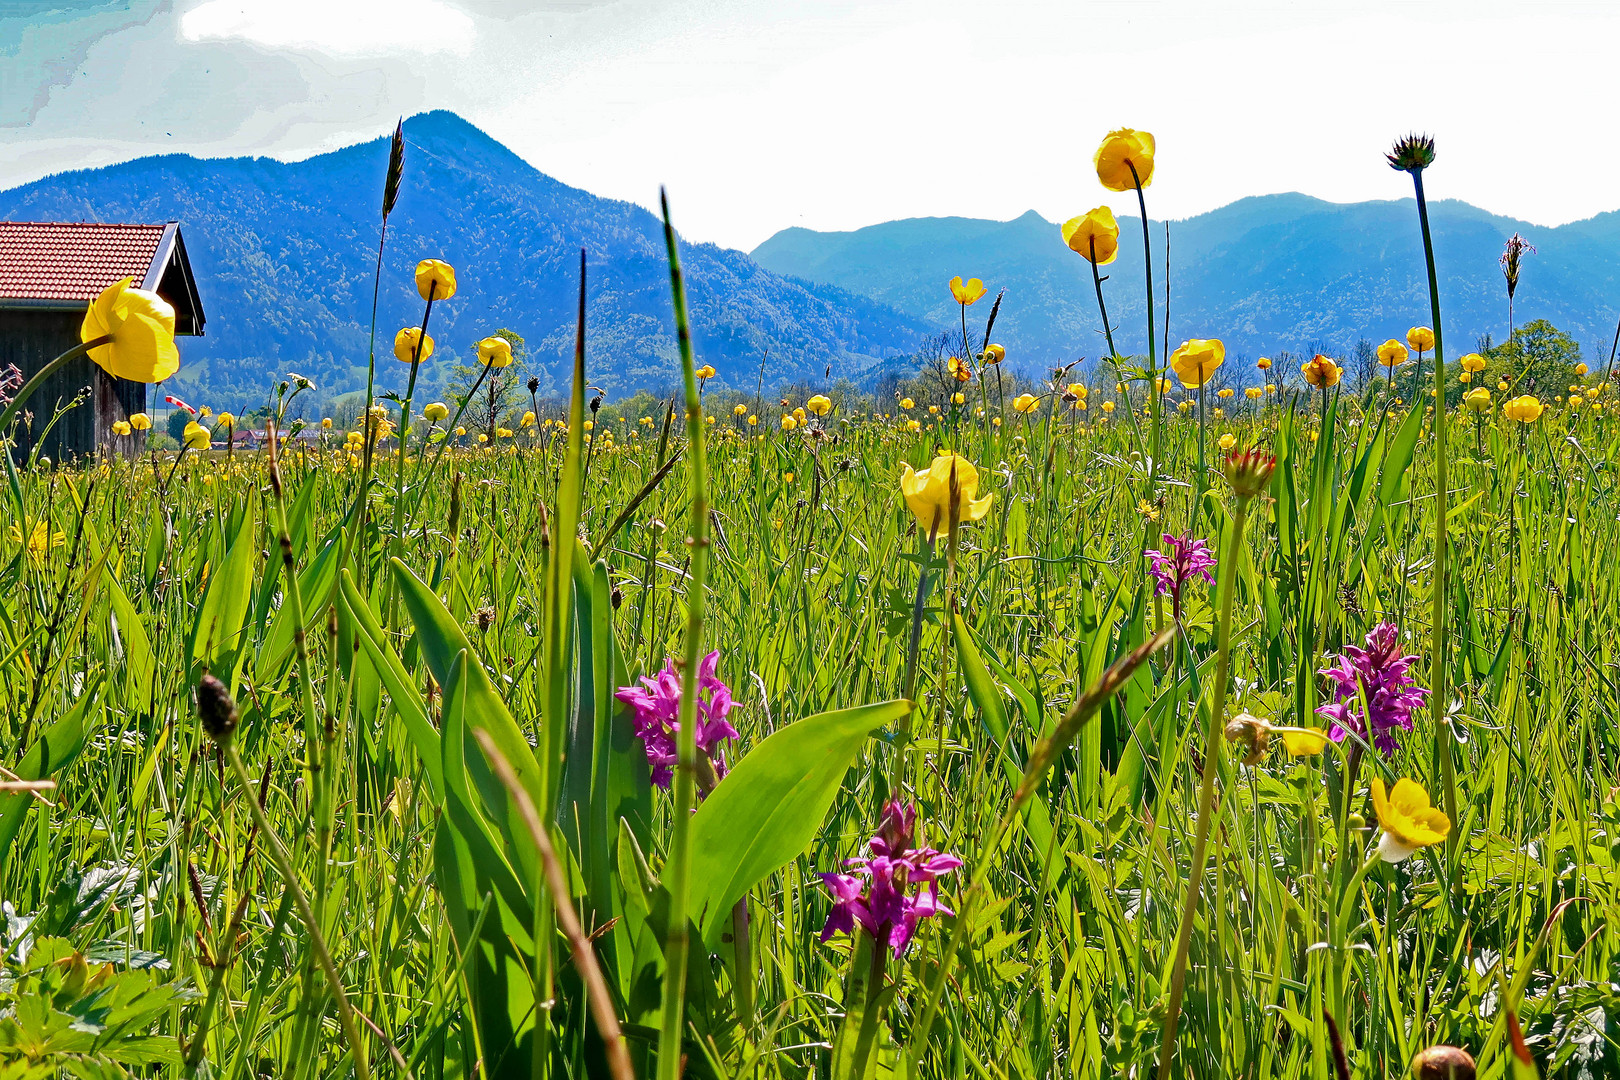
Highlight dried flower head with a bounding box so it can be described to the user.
[1223,712,1273,766]
[1386,132,1436,173]
[1500,233,1536,301]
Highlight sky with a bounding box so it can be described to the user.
[3,0,1617,251]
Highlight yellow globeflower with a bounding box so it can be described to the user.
[733,403,748,416]
[216,411,235,429]
[807,394,832,416]
[520,410,536,427]
[1012,393,1039,414]
[454,426,466,436]
[111,419,132,436]
[747,414,758,426]
[1460,352,1486,373]
[900,398,914,410]
[1406,326,1435,352]
[1169,338,1225,388]
[696,364,716,380]
[1218,432,1236,450]
[1502,395,1544,423]
[423,402,449,423]
[395,327,435,364]
[1061,206,1120,265]
[10,520,65,560]
[1574,363,1589,376]
[1281,727,1328,756]
[477,432,488,443]
[1370,777,1451,863]
[1217,387,1233,399]
[415,259,457,301]
[1256,357,1272,371]
[183,421,211,450]
[128,412,152,431]
[782,415,798,431]
[949,276,986,306]
[1101,400,1115,413]
[982,343,1005,365]
[80,278,180,383]
[952,392,965,405]
[1094,127,1156,191]
[1301,355,1341,388]
[900,452,993,537]
[320,416,334,430]
[497,427,514,438]
[477,336,514,368]
[1377,339,1408,368]
[1245,387,1263,400]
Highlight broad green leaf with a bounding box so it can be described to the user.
[0,676,103,872]
[689,698,912,945]
[339,568,441,797]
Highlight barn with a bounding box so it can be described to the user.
[0,222,206,461]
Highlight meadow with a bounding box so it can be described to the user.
[0,130,1614,1080]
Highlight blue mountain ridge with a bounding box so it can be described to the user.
[753,195,1620,369]
[0,110,928,408]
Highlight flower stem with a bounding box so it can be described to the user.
[1156,495,1251,1080]
[655,189,711,1080]
[1411,170,1458,861]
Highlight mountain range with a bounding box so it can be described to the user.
[2,109,1618,407]
[0,111,925,409]
[753,196,1620,371]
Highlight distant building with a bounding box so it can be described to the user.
[0,222,206,461]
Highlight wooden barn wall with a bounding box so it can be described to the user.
[0,309,149,463]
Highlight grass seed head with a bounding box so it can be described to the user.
[196,674,239,746]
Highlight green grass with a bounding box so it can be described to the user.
[0,345,1616,1079]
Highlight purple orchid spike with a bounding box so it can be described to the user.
[1317,621,1428,757]
[819,799,962,958]
[614,649,739,793]
[1144,532,1217,618]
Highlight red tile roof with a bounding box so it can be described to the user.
[0,222,167,303]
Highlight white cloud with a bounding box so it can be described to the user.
[180,0,476,58]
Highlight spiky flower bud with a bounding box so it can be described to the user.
[196,674,239,745]
[527,376,540,395]
[1223,446,1277,500]
[383,119,405,219]
[1386,132,1436,173]
[1410,1045,1475,1080]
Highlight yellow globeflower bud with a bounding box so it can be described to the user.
[1502,395,1544,423]
[1218,432,1236,450]
[321,416,333,429]
[395,327,434,364]
[415,259,457,301]
[1168,338,1225,388]
[424,402,449,423]
[1094,127,1156,192]
[477,336,513,368]
[1061,206,1120,265]
[1406,326,1435,352]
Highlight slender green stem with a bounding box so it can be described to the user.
[222,744,370,1080]
[1156,496,1251,1080]
[1411,170,1458,859]
[655,189,711,1080]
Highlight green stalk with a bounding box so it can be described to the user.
[655,188,711,1080]
[1409,168,1458,858]
[1155,492,1253,1080]
[221,740,370,1080]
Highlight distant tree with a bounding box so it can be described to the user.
[447,328,529,439]
[166,409,191,444]
[1482,318,1582,399]
[1353,338,1377,392]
